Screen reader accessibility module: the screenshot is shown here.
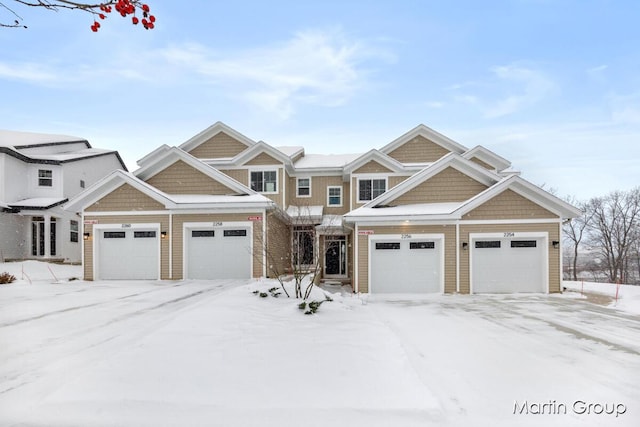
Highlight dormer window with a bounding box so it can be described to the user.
[297,178,311,197]
[358,178,386,202]
[250,170,278,193]
[38,169,53,187]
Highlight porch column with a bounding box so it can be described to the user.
[43,214,51,258]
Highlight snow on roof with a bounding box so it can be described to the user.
[346,202,462,218]
[0,129,85,148]
[274,146,304,157]
[294,153,362,169]
[25,148,115,162]
[7,197,67,209]
[286,205,324,221]
[169,194,271,204]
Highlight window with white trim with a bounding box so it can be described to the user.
[38,169,53,187]
[327,186,342,206]
[250,170,278,193]
[297,177,311,197]
[70,220,79,243]
[358,178,386,202]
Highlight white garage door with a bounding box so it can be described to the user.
[471,235,547,293]
[186,226,251,279]
[370,236,442,293]
[97,228,159,280]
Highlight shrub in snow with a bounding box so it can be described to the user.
[0,272,16,284]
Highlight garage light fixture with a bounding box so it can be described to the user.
[461,242,468,250]
[83,232,91,241]
[161,231,168,239]
[552,240,559,249]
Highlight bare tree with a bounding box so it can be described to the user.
[562,196,592,281]
[1,1,155,30]
[587,188,640,283]
[254,205,342,300]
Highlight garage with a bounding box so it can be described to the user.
[96,225,160,280]
[369,234,443,293]
[184,222,252,279]
[470,233,548,293]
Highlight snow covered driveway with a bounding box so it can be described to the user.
[1,278,639,427]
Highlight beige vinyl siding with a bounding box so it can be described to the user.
[171,213,264,279]
[470,157,494,170]
[146,160,237,195]
[86,184,165,212]
[459,222,561,294]
[220,169,248,186]
[187,132,248,159]
[356,224,456,293]
[265,212,291,277]
[387,135,451,163]
[388,175,409,189]
[288,175,350,215]
[390,167,488,205]
[244,152,281,166]
[83,214,170,281]
[463,189,558,220]
[353,160,393,174]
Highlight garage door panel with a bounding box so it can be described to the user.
[97,229,159,280]
[370,238,442,293]
[186,227,251,279]
[471,236,545,293]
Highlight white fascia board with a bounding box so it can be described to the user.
[454,175,582,219]
[233,141,294,170]
[344,217,458,226]
[343,149,406,176]
[134,147,257,196]
[179,121,256,152]
[362,153,499,208]
[462,145,511,171]
[379,124,468,155]
[64,170,174,212]
[135,144,171,168]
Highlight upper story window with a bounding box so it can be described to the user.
[250,170,278,193]
[358,178,386,202]
[297,178,311,197]
[70,220,79,243]
[327,186,342,206]
[38,169,53,187]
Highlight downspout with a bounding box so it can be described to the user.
[168,213,173,279]
[456,221,460,293]
[354,222,359,293]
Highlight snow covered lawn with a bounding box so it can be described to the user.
[0,262,639,426]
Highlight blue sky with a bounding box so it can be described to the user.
[1,0,639,200]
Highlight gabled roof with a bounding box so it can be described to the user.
[361,153,501,208]
[136,144,171,167]
[462,145,511,172]
[454,175,582,219]
[65,170,175,212]
[343,149,407,176]
[65,169,273,212]
[234,141,294,168]
[179,121,256,153]
[0,129,88,148]
[379,124,468,156]
[134,147,256,195]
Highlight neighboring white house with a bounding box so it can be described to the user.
[0,130,126,263]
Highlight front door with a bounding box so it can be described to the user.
[324,235,347,277]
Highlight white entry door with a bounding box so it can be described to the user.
[370,235,443,293]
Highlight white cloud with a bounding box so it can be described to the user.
[482,65,554,118]
[159,29,390,119]
[0,62,56,83]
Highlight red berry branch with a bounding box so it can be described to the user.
[92,1,155,32]
[3,1,156,31]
